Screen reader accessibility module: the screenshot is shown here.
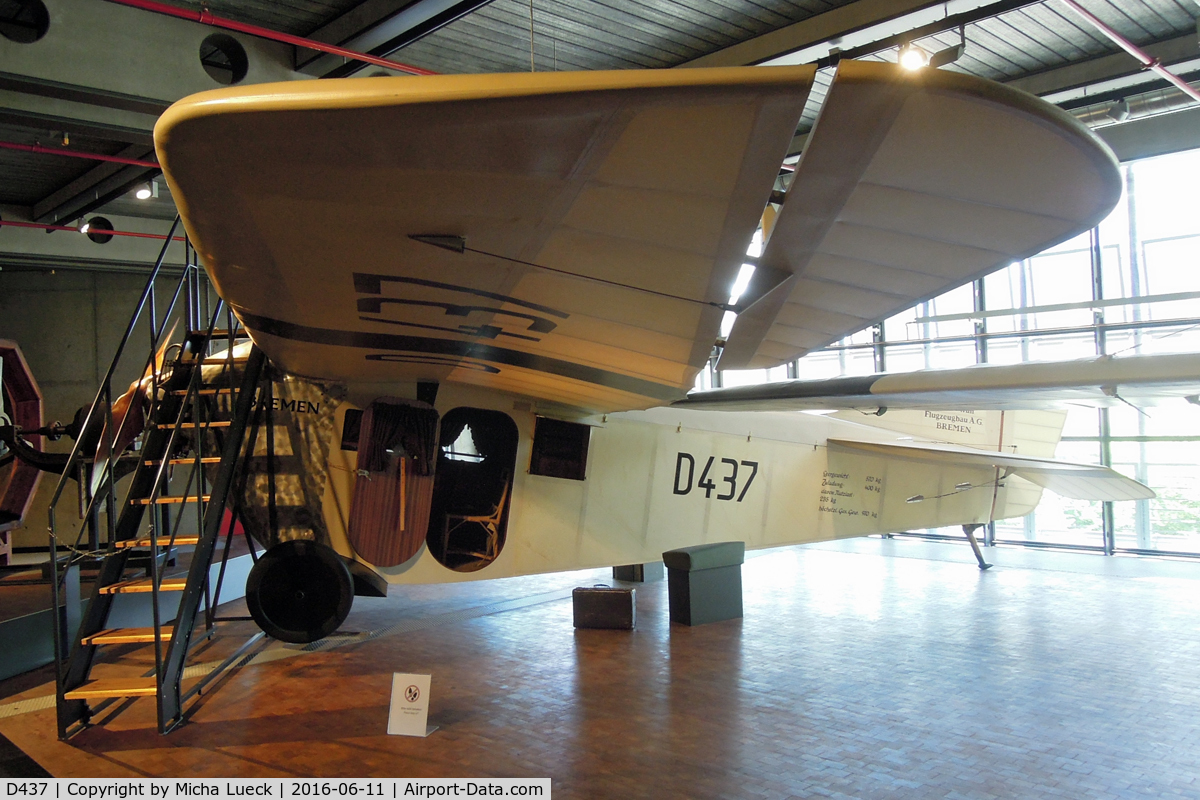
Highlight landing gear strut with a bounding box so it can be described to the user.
[962,524,992,571]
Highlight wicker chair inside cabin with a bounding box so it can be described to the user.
[441,472,510,563]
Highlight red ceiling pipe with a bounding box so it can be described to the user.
[104,0,437,77]
[0,140,159,169]
[1059,0,1200,104]
[0,219,186,241]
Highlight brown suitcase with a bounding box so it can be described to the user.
[572,586,635,629]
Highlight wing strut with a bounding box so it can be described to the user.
[962,524,992,571]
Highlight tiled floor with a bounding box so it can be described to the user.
[1,538,1199,798]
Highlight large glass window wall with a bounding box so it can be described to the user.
[716,146,1200,558]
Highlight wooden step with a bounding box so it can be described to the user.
[189,329,250,338]
[154,420,231,429]
[185,355,250,365]
[115,535,200,549]
[81,626,174,645]
[64,677,158,700]
[134,495,210,505]
[99,577,188,595]
[144,457,222,465]
[168,388,234,396]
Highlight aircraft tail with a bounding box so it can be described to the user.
[831,407,1066,458]
[817,408,1147,536]
[854,408,1069,522]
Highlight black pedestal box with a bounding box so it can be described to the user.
[662,541,745,626]
[612,561,665,582]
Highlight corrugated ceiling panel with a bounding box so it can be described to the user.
[151,0,366,36]
[1082,0,1175,40]
[397,0,863,74]
[11,0,1194,223]
[152,0,1198,84]
[836,0,1198,113]
[140,0,1198,78]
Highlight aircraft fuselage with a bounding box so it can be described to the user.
[291,383,1050,584]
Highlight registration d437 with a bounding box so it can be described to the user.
[672,453,759,502]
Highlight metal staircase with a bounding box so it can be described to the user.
[48,219,269,737]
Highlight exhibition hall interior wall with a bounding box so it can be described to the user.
[0,269,208,550]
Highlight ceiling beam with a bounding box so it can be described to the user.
[0,108,153,147]
[295,0,417,68]
[679,0,1198,134]
[0,70,170,116]
[1097,104,1200,163]
[804,0,1038,70]
[680,0,1027,68]
[1011,33,1200,103]
[0,203,34,219]
[32,144,158,224]
[0,252,186,274]
[298,0,497,78]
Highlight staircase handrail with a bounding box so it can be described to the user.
[49,230,261,739]
[68,255,200,544]
[47,217,182,513]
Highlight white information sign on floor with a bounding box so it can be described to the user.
[388,672,436,736]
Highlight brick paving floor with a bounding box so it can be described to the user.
[0,539,1198,798]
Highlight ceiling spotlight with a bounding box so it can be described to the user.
[1106,98,1131,122]
[929,42,966,68]
[135,180,158,200]
[898,44,929,70]
[78,220,90,234]
[929,25,967,69]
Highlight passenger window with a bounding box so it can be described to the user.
[529,416,590,480]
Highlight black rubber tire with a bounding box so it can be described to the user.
[246,540,354,643]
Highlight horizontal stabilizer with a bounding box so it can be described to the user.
[679,353,1200,412]
[828,438,1153,502]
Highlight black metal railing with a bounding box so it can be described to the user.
[48,217,267,737]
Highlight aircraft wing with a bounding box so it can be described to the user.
[718,60,1121,370]
[678,353,1200,412]
[828,438,1153,501]
[157,62,1117,414]
[155,67,814,413]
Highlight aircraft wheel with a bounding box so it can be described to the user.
[246,540,354,643]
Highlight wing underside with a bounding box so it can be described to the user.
[157,63,1120,413]
[679,353,1200,412]
[718,60,1122,371]
[156,68,815,413]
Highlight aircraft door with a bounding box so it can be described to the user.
[427,407,518,572]
[346,398,439,567]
